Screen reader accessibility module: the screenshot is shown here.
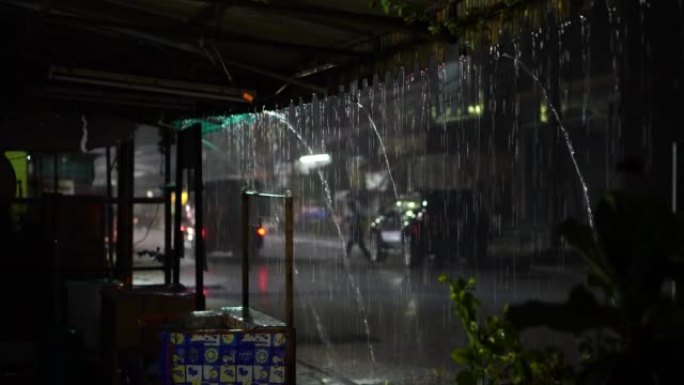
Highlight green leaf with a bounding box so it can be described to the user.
[451,347,471,364]
[380,0,390,13]
[556,218,619,299]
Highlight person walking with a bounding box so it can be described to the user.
[345,199,371,260]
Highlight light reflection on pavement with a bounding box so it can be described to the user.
[133,231,582,385]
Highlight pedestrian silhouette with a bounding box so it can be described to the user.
[345,199,370,259]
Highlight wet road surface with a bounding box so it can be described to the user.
[134,231,582,385]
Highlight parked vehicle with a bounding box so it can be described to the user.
[369,190,490,267]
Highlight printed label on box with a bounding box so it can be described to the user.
[161,330,287,385]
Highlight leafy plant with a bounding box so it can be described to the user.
[507,189,684,385]
[439,274,573,385]
[370,0,540,38]
[442,181,684,385]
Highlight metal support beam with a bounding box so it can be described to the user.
[115,139,134,286]
[49,66,254,103]
[285,190,295,385]
[86,26,329,94]
[238,190,295,383]
[26,85,196,110]
[53,153,58,193]
[193,124,206,310]
[191,0,443,39]
[241,189,250,321]
[38,12,365,58]
[163,128,172,285]
[173,132,184,286]
[106,146,114,273]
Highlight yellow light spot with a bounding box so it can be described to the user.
[171,191,189,205]
[540,103,549,123]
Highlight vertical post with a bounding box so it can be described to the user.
[285,191,294,328]
[193,125,206,310]
[35,156,42,195]
[673,142,678,214]
[48,192,63,334]
[53,153,58,193]
[672,142,678,300]
[241,190,251,321]
[284,190,295,385]
[106,146,114,272]
[115,140,134,286]
[173,132,184,286]
[164,128,172,285]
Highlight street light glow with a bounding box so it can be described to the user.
[299,153,331,165]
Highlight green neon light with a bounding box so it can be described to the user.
[173,113,257,134]
[201,139,221,152]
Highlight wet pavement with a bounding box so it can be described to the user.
[133,229,581,385]
[295,352,457,385]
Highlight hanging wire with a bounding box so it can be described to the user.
[260,80,294,102]
[198,35,300,103]
[198,36,217,66]
[261,62,336,102]
[199,36,235,84]
[198,37,235,85]
[210,43,235,84]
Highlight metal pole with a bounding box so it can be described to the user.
[241,190,251,321]
[285,191,294,327]
[673,142,678,300]
[173,132,184,286]
[163,128,172,285]
[284,190,295,385]
[193,125,206,310]
[673,142,678,213]
[106,146,114,273]
[35,155,42,195]
[53,153,58,193]
[116,140,134,286]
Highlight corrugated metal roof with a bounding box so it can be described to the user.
[0,0,444,122]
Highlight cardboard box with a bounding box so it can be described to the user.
[158,307,289,385]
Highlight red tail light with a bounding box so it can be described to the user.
[258,266,269,293]
[180,225,186,232]
[256,226,267,237]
